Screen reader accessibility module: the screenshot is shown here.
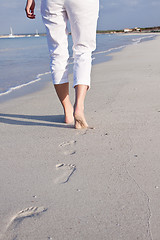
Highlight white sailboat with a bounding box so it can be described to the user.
[9,27,15,38]
[34,29,40,37]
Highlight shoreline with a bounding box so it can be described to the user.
[0,32,158,104]
[0,35,160,239]
[1,29,160,38]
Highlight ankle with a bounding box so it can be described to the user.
[74,103,84,113]
[64,106,74,124]
[63,100,73,112]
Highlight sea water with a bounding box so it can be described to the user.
[0,33,156,98]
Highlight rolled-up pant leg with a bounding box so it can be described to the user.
[41,0,69,85]
[65,0,99,88]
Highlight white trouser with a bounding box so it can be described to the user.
[41,0,99,88]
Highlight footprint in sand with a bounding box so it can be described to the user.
[3,206,47,237]
[59,140,77,156]
[55,163,76,184]
[10,206,47,222]
[64,150,76,156]
[59,140,76,147]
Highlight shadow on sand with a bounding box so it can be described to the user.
[0,113,74,129]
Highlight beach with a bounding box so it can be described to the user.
[0,35,160,240]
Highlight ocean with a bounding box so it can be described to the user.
[0,33,156,100]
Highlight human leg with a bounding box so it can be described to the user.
[74,85,88,129]
[54,83,74,124]
[41,0,73,123]
[65,0,99,128]
[41,0,69,84]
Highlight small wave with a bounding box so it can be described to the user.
[93,45,126,56]
[0,44,47,53]
[93,35,155,57]
[0,48,11,53]
[0,71,50,97]
[132,35,155,44]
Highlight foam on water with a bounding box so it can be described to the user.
[93,45,125,55]
[132,34,155,44]
[0,72,50,97]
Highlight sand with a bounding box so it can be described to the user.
[0,35,160,240]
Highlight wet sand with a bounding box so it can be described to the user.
[0,36,160,240]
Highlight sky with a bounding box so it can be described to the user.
[0,0,160,34]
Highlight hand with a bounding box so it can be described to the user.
[25,0,36,19]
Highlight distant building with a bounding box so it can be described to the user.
[134,27,141,32]
[124,28,132,33]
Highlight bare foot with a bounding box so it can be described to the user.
[74,112,88,129]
